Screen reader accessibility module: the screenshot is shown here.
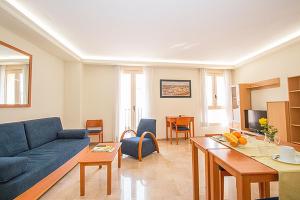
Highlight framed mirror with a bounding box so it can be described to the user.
[0,41,32,108]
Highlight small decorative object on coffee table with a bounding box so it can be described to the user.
[259,118,278,143]
[79,142,122,196]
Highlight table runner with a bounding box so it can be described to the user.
[212,136,300,200]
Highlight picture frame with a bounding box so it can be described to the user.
[160,79,191,98]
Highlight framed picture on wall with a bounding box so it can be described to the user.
[160,79,191,98]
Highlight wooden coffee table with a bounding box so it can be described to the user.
[79,142,122,196]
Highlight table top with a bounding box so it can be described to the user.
[191,137,228,152]
[208,148,277,175]
[166,116,194,119]
[79,143,121,164]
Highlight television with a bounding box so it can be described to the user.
[245,110,267,134]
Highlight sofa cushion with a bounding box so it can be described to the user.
[57,129,87,139]
[24,117,63,149]
[0,137,90,200]
[0,157,28,183]
[121,137,155,158]
[0,122,29,156]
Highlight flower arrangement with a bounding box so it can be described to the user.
[258,118,278,142]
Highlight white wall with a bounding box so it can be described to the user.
[63,62,83,128]
[234,41,300,110]
[81,65,229,140]
[0,25,65,123]
[82,65,117,141]
[151,67,201,139]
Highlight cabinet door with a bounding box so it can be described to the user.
[267,101,290,142]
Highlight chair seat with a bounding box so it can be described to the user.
[87,128,102,134]
[173,125,190,131]
[121,137,155,159]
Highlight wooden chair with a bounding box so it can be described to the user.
[172,117,192,145]
[85,120,103,143]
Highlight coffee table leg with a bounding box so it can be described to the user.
[107,163,112,195]
[118,148,122,168]
[80,164,85,196]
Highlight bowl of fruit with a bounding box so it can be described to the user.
[223,132,247,147]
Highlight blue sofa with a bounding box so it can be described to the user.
[0,117,90,200]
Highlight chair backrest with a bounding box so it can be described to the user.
[136,119,156,138]
[175,117,191,127]
[86,120,103,129]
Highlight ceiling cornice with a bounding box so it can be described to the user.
[2,0,300,68]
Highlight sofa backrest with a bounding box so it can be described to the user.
[24,117,63,149]
[0,122,29,157]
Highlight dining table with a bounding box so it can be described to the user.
[191,136,300,200]
[165,116,195,140]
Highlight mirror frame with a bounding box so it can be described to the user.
[0,40,32,108]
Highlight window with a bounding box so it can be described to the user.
[120,68,145,130]
[205,71,227,125]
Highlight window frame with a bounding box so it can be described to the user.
[206,70,226,125]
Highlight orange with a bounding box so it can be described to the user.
[238,137,247,145]
[232,132,242,138]
[230,141,239,147]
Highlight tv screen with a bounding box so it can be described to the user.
[245,110,267,134]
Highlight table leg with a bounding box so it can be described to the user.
[236,175,251,200]
[192,142,199,200]
[209,154,221,200]
[259,182,270,198]
[118,148,122,168]
[107,163,112,195]
[205,151,211,200]
[170,125,173,144]
[80,164,85,196]
[192,118,195,137]
[166,119,169,141]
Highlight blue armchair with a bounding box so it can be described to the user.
[120,119,159,161]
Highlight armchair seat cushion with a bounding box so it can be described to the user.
[58,129,87,139]
[121,137,155,158]
[0,157,28,183]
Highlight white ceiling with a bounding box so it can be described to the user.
[2,0,300,67]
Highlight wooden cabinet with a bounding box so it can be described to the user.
[288,76,300,144]
[267,101,290,142]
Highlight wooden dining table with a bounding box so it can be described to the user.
[191,137,229,200]
[166,116,195,140]
[191,136,282,200]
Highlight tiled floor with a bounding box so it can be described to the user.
[41,140,278,200]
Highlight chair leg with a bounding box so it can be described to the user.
[176,131,179,145]
[170,130,173,144]
[98,132,101,143]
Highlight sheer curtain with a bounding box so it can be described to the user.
[113,66,123,142]
[143,66,154,118]
[199,68,208,127]
[224,69,233,126]
[0,66,5,104]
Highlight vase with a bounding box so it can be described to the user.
[264,133,275,143]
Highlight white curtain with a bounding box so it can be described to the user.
[143,66,154,118]
[224,69,233,126]
[113,66,123,142]
[0,66,5,104]
[199,68,208,127]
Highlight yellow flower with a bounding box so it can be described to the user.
[259,118,267,125]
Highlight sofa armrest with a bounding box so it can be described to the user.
[57,129,87,139]
[0,157,28,183]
